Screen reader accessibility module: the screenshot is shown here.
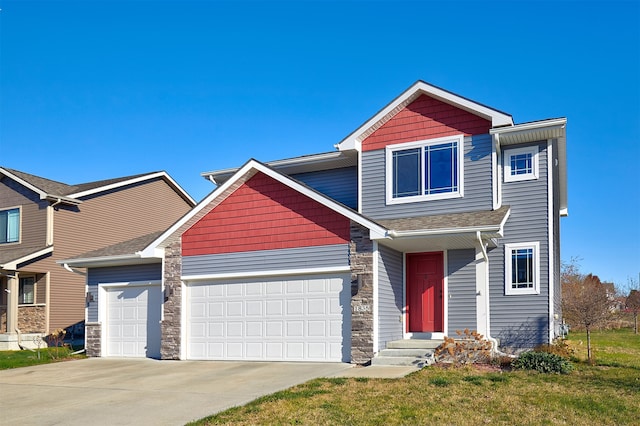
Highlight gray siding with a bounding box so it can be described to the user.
[377,244,403,350]
[361,134,493,219]
[447,249,477,332]
[489,142,550,350]
[183,244,350,277]
[86,263,162,322]
[290,167,357,209]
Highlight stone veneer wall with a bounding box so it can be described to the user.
[17,306,46,333]
[349,222,374,364]
[85,322,101,357]
[161,239,182,359]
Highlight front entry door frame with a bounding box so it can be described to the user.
[404,251,447,339]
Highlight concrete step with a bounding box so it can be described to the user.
[377,348,435,357]
[372,341,441,368]
[386,339,443,349]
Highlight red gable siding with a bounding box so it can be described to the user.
[362,94,491,152]
[182,172,350,256]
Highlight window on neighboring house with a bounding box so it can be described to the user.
[386,135,464,204]
[19,276,35,304]
[505,242,540,295]
[0,207,20,244]
[504,146,539,182]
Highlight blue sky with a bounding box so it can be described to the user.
[0,1,638,288]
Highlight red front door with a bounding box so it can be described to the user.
[407,252,444,332]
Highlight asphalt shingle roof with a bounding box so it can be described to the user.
[377,205,510,232]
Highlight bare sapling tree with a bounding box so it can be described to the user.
[562,268,612,364]
[626,289,640,335]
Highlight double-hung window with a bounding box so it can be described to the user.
[0,207,20,244]
[19,277,35,304]
[386,135,464,204]
[505,242,540,295]
[504,146,538,182]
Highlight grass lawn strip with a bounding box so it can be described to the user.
[190,328,640,426]
[0,347,85,369]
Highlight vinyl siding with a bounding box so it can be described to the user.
[26,177,192,331]
[447,249,477,332]
[182,172,350,256]
[377,244,403,350]
[0,178,48,250]
[290,167,357,209]
[361,134,493,219]
[87,263,162,322]
[361,94,491,151]
[489,142,550,349]
[183,244,350,277]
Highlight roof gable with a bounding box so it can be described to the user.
[143,159,387,258]
[183,171,351,256]
[337,80,513,151]
[361,94,492,151]
[0,167,195,206]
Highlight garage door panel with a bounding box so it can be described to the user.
[186,274,351,362]
[105,285,161,358]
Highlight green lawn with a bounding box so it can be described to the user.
[0,347,85,370]
[190,328,640,426]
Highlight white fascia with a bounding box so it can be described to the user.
[337,81,513,151]
[385,224,504,239]
[68,172,196,206]
[143,159,387,259]
[2,246,54,270]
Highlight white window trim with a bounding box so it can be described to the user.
[504,146,539,182]
[0,205,21,245]
[385,135,464,205]
[505,242,540,295]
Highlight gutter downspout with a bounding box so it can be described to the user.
[63,263,86,276]
[475,231,511,357]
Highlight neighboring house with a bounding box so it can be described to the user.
[62,81,567,363]
[0,168,195,350]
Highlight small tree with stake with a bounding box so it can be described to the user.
[626,290,640,335]
[562,273,612,364]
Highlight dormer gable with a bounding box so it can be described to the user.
[337,80,513,152]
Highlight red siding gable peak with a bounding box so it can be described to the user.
[361,94,492,151]
[182,172,351,256]
[337,80,513,151]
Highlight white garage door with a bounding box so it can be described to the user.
[105,284,162,358]
[186,274,351,362]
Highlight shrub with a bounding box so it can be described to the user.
[512,351,574,374]
[533,338,574,358]
[434,329,493,366]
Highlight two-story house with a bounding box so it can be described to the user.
[62,81,567,363]
[0,168,195,350]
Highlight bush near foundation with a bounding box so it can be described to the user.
[512,351,574,374]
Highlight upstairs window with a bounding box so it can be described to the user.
[505,242,540,295]
[19,276,35,304]
[386,135,464,204]
[0,207,20,244]
[504,146,539,182]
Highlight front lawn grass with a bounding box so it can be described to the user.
[0,347,85,370]
[190,328,640,426]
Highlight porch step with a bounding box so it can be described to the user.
[386,339,443,350]
[372,340,443,368]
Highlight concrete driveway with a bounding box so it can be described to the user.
[0,358,353,425]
